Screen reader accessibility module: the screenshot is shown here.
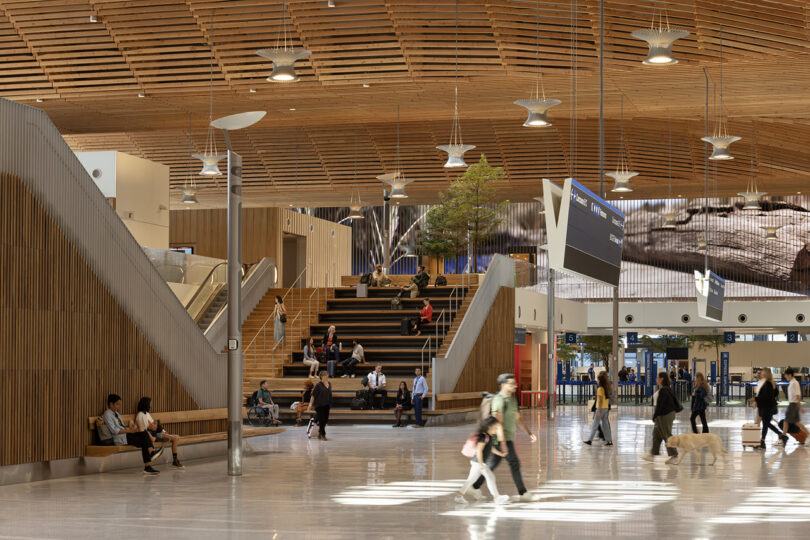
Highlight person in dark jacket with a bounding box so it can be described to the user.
[690,372,710,433]
[309,370,333,441]
[401,266,430,298]
[393,381,412,427]
[755,367,788,449]
[322,325,340,363]
[642,372,682,464]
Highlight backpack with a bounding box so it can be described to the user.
[703,385,713,406]
[247,390,259,407]
[480,392,495,421]
[435,275,447,286]
[391,296,402,310]
[461,433,487,458]
[359,273,372,284]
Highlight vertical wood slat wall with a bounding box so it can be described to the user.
[0,174,204,466]
[170,208,351,288]
[445,287,515,409]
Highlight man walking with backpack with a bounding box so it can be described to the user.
[470,373,540,502]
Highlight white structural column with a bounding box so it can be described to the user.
[547,268,555,418]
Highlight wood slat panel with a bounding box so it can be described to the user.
[0,173,203,466]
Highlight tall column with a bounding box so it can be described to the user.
[227,150,243,476]
[547,268,555,418]
[611,287,619,405]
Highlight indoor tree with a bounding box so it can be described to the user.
[691,334,726,364]
[580,335,613,369]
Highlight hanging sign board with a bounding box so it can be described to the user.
[543,178,625,287]
[627,332,638,345]
[695,269,725,322]
[644,351,654,396]
[565,332,577,344]
[787,331,799,343]
[720,351,730,398]
[514,327,527,346]
[723,331,736,344]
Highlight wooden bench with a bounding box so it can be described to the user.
[86,408,285,458]
[436,391,485,410]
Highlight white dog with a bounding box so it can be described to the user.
[666,433,728,465]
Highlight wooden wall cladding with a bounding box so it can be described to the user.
[449,286,515,407]
[0,173,203,466]
[170,208,351,287]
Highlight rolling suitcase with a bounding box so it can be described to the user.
[742,423,761,449]
[400,318,411,336]
[778,419,808,444]
[327,360,337,377]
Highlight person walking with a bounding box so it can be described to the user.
[583,371,613,446]
[455,416,509,505]
[392,381,412,427]
[470,373,539,502]
[690,372,711,434]
[273,295,287,345]
[302,337,319,378]
[783,368,808,441]
[309,370,333,441]
[754,368,788,448]
[412,368,429,428]
[641,372,682,464]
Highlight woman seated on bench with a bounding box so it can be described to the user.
[136,396,185,469]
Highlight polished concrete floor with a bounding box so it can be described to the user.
[2,406,810,539]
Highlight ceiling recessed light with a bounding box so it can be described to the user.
[798,191,802,194]
[288,107,296,111]
[249,88,256,93]
[89,14,98,23]
[137,92,145,98]
[327,0,336,6]
[363,83,370,88]
[35,98,43,103]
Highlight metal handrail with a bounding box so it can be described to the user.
[282,267,308,300]
[420,335,432,374]
[184,261,230,310]
[434,309,448,346]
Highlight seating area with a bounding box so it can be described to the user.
[85,408,285,458]
[241,279,477,423]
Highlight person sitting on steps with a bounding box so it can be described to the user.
[302,336,320,378]
[322,325,340,364]
[367,363,387,409]
[341,339,364,378]
[371,264,391,287]
[401,265,430,298]
[414,297,433,336]
[100,394,163,475]
[295,379,315,427]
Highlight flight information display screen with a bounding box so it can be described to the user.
[563,179,626,287]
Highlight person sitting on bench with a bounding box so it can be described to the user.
[341,339,364,378]
[371,264,391,287]
[401,266,430,298]
[135,396,184,469]
[367,364,388,409]
[257,380,281,425]
[100,393,163,475]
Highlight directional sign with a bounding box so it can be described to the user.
[627,332,638,345]
[565,332,577,344]
[787,331,799,343]
[723,332,736,344]
[721,352,729,398]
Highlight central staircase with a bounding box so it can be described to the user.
[240,281,477,424]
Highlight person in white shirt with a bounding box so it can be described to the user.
[783,368,809,441]
[341,339,364,378]
[367,364,387,409]
[412,368,429,428]
[135,396,184,469]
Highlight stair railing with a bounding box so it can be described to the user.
[420,335,432,375]
[434,309,448,346]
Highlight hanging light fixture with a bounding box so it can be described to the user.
[256,0,310,82]
[182,115,198,204]
[514,0,561,127]
[701,29,740,160]
[378,105,412,199]
[193,11,225,176]
[347,130,364,219]
[660,116,676,229]
[437,0,474,168]
[609,96,637,193]
[630,7,689,65]
[761,225,781,240]
[738,122,766,211]
[533,196,546,214]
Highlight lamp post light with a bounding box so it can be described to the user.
[210,111,266,477]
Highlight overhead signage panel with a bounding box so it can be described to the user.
[694,269,725,322]
[543,178,625,287]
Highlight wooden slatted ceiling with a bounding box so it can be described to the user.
[2,0,810,204]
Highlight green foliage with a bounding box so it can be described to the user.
[580,335,613,369]
[420,154,508,272]
[639,335,689,354]
[691,334,726,362]
[556,341,579,363]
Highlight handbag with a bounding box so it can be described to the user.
[279,313,287,323]
[462,434,486,458]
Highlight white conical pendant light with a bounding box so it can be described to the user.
[761,225,782,240]
[661,212,677,229]
[609,96,637,193]
[378,105,412,198]
[182,115,198,204]
[700,30,740,160]
[514,0,561,127]
[631,8,689,65]
[737,122,766,211]
[256,0,310,82]
[533,196,546,214]
[194,13,224,176]
[437,1,474,168]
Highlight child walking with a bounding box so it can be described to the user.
[455,416,510,505]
